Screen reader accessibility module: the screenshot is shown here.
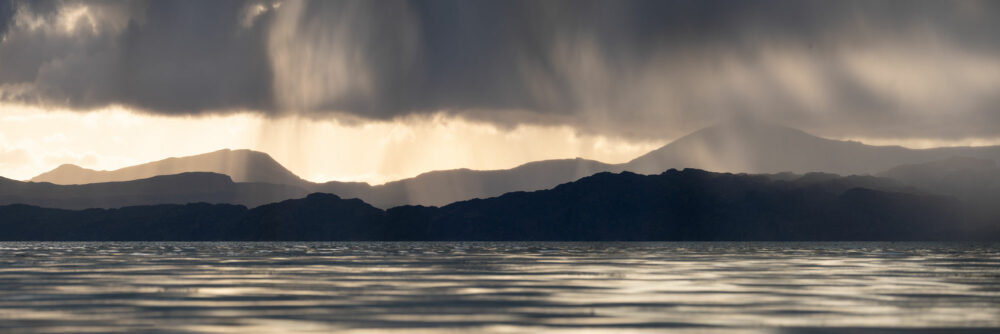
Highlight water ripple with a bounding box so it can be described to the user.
[0,242,998,333]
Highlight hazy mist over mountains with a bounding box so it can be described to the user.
[12,121,1000,210]
[5,4,1000,334]
[627,121,1000,175]
[2,120,1000,241]
[31,149,307,186]
[1,0,999,241]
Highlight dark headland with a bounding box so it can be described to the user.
[4,122,999,241]
[2,168,997,241]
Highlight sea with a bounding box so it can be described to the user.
[0,242,998,333]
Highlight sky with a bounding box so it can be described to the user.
[1,0,999,183]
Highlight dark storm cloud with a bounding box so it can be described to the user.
[0,0,271,113]
[117,0,273,112]
[0,0,998,139]
[0,0,15,41]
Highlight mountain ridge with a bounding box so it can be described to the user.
[3,172,308,210]
[3,168,995,241]
[625,120,1000,175]
[22,121,1000,208]
[30,149,306,186]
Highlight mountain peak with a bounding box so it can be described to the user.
[47,163,92,173]
[306,192,343,201]
[30,164,100,184]
[184,148,276,161]
[625,120,963,176]
[54,163,85,169]
[624,120,837,174]
[696,119,816,141]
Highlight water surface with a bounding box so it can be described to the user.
[1,242,998,333]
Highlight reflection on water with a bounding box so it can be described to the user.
[0,242,998,333]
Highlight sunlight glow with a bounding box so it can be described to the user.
[0,104,663,184]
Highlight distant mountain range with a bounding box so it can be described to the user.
[31,149,306,185]
[14,120,1000,209]
[2,172,307,210]
[311,158,624,208]
[18,157,622,209]
[626,120,1000,175]
[878,156,1000,200]
[4,169,995,241]
[29,149,621,208]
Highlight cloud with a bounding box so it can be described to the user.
[0,0,998,140]
[0,147,30,167]
[0,1,13,37]
[0,103,664,183]
[0,0,271,112]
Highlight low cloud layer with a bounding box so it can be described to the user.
[0,0,998,140]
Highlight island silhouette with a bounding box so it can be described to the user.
[3,121,999,241]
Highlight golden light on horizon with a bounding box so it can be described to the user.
[0,103,665,184]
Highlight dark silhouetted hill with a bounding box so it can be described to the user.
[0,203,248,241]
[239,193,386,241]
[314,158,622,208]
[1,172,308,209]
[423,170,980,241]
[2,169,995,241]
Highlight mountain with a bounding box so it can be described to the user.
[422,169,981,241]
[2,169,995,241]
[336,121,1000,208]
[314,158,623,208]
[23,121,1000,209]
[877,157,1000,218]
[0,202,249,241]
[240,193,387,241]
[29,148,618,208]
[1,172,308,210]
[625,120,1000,176]
[878,156,1000,193]
[30,149,305,185]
